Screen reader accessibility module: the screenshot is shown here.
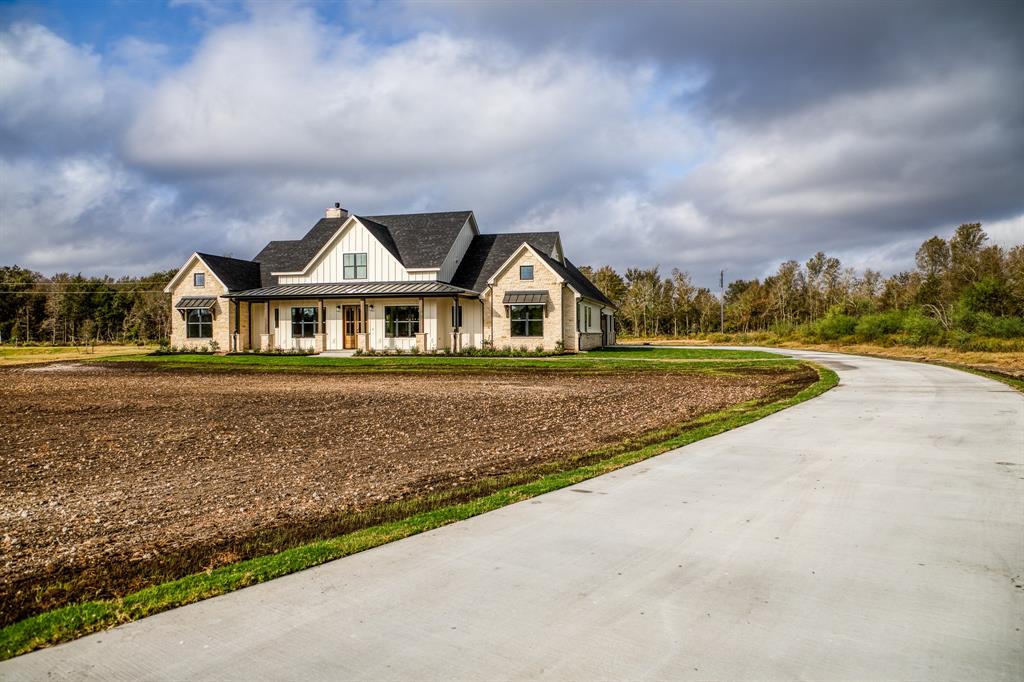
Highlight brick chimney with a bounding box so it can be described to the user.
[325,202,348,219]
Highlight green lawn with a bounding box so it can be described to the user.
[582,346,778,359]
[95,347,786,373]
[0,363,838,660]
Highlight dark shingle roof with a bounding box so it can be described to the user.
[450,232,560,292]
[195,253,262,292]
[250,212,472,285]
[363,211,473,269]
[535,251,615,308]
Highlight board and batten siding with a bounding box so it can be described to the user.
[277,219,431,285]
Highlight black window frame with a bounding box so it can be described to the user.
[291,306,318,338]
[343,253,367,279]
[186,309,213,338]
[385,305,420,338]
[193,272,205,287]
[519,264,534,281]
[510,304,544,337]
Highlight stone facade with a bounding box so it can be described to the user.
[169,259,231,351]
[578,332,603,351]
[485,248,565,351]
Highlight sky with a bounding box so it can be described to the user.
[1,0,1022,288]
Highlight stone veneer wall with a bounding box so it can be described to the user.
[169,259,231,351]
[485,248,565,351]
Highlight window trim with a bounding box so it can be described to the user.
[343,252,368,279]
[290,306,318,338]
[186,309,213,338]
[385,305,420,338]
[510,304,544,337]
[519,264,534,281]
[193,272,205,287]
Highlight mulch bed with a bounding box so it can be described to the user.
[0,362,815,625]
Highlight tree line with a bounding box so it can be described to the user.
[579,223,1023,345]
[0,268,175,344]
[1,223,1020,347]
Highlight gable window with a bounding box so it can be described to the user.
[519,264,534,281]
[510,304,544,337]
[291,306,318,338]
[186,309,212,338]
[193,272,205,287]
[385,306,419,338]
[451,304,463,328]
[343,253,367,279]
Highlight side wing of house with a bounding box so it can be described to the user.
[483,243,573,350]
[164,254,232,350]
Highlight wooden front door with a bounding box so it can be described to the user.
[343,305,361,349]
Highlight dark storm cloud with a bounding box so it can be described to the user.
[0,1,1021,282]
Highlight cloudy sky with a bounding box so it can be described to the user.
[1,0,1021,286]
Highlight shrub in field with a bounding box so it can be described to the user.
[854,310,905,342]
[809,308,857,341]
[974,313,1024,339]
[900,308,943,345]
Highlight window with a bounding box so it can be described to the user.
[585,306,592,329]
[385,306,420,338]
[193,272,205,287]
[510,304,543,337]
[291,307,318,338]
[274,308,279,328]
[186,309,212,338]
[451,304,463,328]
[343,253,367,279]
[519,264,534,280]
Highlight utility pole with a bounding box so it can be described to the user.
[719,269,725,333]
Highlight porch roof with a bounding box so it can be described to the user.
[225,281,479,300]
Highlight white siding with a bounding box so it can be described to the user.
[277,219,426,284]
[578,300,600,332]
[437,219,475,283]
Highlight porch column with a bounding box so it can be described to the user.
[415,296,428,351]
[358,297,369,351]
[232,300,240,352]
[260,300,272,352]
[314,298,327,353]
[451,295,460,352]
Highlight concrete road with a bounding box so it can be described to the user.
[3,349,1022,681]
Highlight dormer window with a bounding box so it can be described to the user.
[519,265,534,280]
[193,272,205,287]
[344,253,367,279]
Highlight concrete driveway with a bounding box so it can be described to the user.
[3,349,1022,681]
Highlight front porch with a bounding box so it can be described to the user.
[226,282,483,354]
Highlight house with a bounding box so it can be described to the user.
[164,205,616,353]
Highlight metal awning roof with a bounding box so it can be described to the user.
[503,291,549,305]
[226,281,478,300]
[174,297,217,310]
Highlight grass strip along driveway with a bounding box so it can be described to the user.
[0,350,836,660]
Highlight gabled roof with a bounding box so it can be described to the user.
[194,252,263,292]
[251,212,473,285]
[363,211,474,269]
[450,232,561,293]
[536,251,616,308]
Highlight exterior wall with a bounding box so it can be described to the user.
[486,248,564,351]
[437,219,475,283]
[579,332,603,350]
[561,286,578,352]
[277,218,429,284]
[169,259,230,351]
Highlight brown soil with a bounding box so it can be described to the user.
[0,363,814,625]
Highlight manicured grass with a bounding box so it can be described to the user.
[0,363,837,660]
[95,351,799,374]
[582,346,777,359]
[0,344,155,366]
